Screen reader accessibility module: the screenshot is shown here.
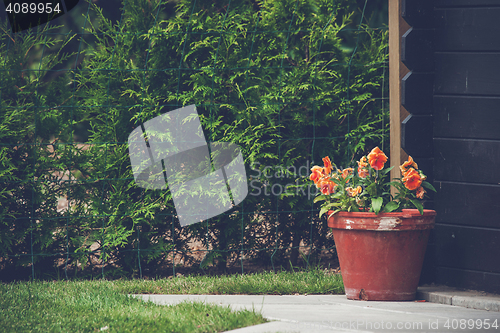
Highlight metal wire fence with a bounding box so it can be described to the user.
[0,0,388,280]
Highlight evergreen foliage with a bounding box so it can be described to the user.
[0,0,388,279]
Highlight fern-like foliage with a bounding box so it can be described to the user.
[0,0,388,278]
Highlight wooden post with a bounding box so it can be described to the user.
[389,0,410,188]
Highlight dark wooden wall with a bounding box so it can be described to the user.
[402,0,500,294]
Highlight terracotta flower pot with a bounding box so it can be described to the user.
[328,209,436,301]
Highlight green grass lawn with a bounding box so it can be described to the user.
[1,269,344,332]
[116,269,344,295]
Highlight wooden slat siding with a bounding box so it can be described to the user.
[400,1,434,214]
[400,2,434,162]
[434,182,500,229]
[436,0,500,7]
[401,114,433,157]
[420,233,436,284]
[434,97,500,140]
[401,72,434,114]
[434,225,500,274]
[435,53,500,95]
[400,1,436,286]
[434,139,500,184]
[402,28,434,72]
[435,8,500,51]
[429,0,500,293]
[401,0,434,28]
[436,267,500,295]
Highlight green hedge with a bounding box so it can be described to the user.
[0,0,388,279]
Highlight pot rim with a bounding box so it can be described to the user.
[327,209,436,231]
[328,208,436,218]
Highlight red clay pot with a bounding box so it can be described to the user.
[328,209,436,301]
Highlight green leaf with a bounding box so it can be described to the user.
[331,177,344,186]
[421,181,437,192]
[380,166,394,175]
[410,199,424,215]
[319,202,341,218]
[365,183,377,196]
[313,195,327,203]
[319,206,329,218]
[388,181,405,192]
[328,209,341,219]
[383,201,399,213]
[330,192,342,199]
[371,197,383,214]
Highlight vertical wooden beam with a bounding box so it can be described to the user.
[389,0,410,186]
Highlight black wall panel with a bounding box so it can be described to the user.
[402,28,434,71]
[436,0,500,7]
[402,114,433,158]
[434,225,500,274]
[435,53,500,96]
[436,267,500,294]
[435,8,500,51]
[402,72,434,114]
[434,139,500,184]
[434,97,500,140]
[402,0,434,28]
[434,182,500,228]
[404,0,500,294]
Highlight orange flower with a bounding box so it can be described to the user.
[322,156,332,175]
[358,168,369,178]
[355,185,362,195]
[357,156,369,178]
[400,155,418,176]
[367,147,388,171]
[416,186,426,199]
[311,165,323,174]
[402,168,422,191]
[309,166,324,185]
[341,168,354,179]
[319,180,336,195]
[346,186,363,197]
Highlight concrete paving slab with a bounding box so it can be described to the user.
[134,294,500,333]
[418,285,500,312]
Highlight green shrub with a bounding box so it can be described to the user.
[0,0,388,278]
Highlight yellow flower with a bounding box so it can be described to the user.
[346,186,363,197]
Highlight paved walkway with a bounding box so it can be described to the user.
[134,286,500,333]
